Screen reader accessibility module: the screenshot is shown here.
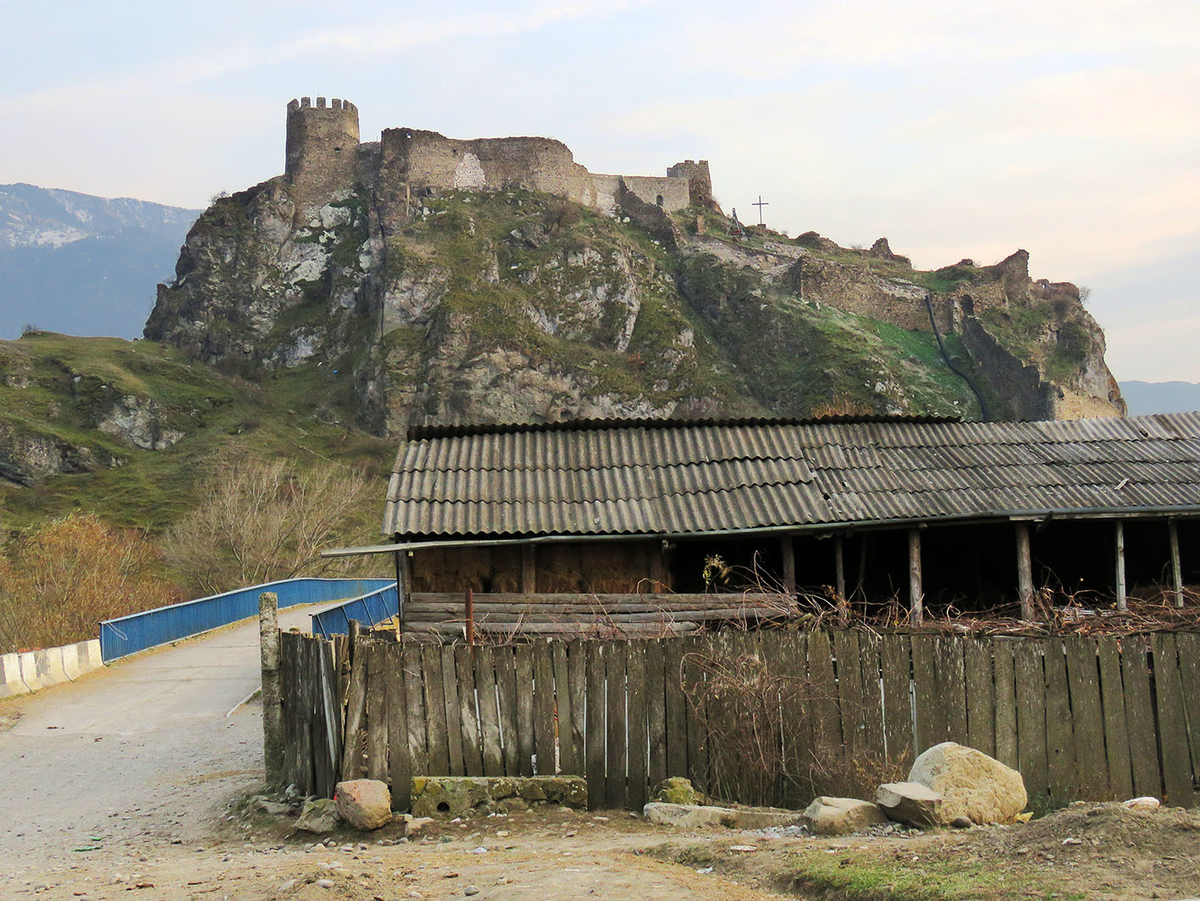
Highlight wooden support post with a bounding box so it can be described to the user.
[835,534,848,621]
[1015,522,1034,621]
[908,529,923,627]
[259,591,284,788]
[465,587,475,648]
[649,540,668,590]
[393,550,406,635]
[780,536,796,597]
[853,534,869,603]
[1115,520,1127,612]
[1169,519,1184,608]
[521,544,537,594]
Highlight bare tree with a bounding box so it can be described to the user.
[164,458,378,597]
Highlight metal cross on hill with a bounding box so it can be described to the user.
[752,195,769,225]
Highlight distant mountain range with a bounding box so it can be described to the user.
[1119,381,1200,417]
[0,184,199,339]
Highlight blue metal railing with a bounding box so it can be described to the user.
[99,577,392,662]
[310,583,399,639]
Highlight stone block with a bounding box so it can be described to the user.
[410,775,587,818]
[876,782,944,827]
[802,796,889,835]
[294,798,339,834]
[643,802,803,829]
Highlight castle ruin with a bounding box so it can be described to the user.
[284,97,713,215]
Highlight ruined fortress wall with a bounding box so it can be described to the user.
[619,175,690,211]
[285,98,359,203]
[667,160,714,207]
[787,257,955,333]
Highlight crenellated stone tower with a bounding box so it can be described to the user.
[285,97,360,204]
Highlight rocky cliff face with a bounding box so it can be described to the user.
[145,171,1123,435]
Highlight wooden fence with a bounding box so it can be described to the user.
[278,629,1200,811]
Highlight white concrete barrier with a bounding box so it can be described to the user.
[0,639,103,699]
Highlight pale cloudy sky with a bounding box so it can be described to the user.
[4,0,1198,381]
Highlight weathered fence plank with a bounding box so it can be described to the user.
[1152,634,1193,807]
[1042,640,1078,802]
[366,643,389,783]
[566,640,588,776]
[939,637,968,746]
[551,642,575,775]
[495,647,520,777]
[911,635,942,753]
[440,645,465,778]
[682,636,709,794]
[1174,633,1200,797]
[664,639,688,779]
[585,642,606,809]
[808,631,841,771]
[992,640,1018,770]
[834,631,866,758]
[880,634,912,764]
[456,646,484,777]
[626,640,648,810]
[964,639,995,757]
[402,644,428,779]
[474,646,504,778]
[1063,636,1107,800]
[421,645,451,775]
[858,633,886,763]
[386,644,411,809]
[1015,640,1048,797]
[1096,638,1134,799]
[606,641,629,809]
[340,635,369,782]
[1121,638,1162,799]
[645,640,667,787]
[780,632,813,805]
[533,643,557,775]
[514,645,536,778]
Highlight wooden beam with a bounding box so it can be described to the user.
[1015,522,1034,621]
[521,544,537,594]
[1170,519,1184,608]
[780,536,796,596]
[1115,520,1127,612]
[908,529,923,627]
[834,535,847,604]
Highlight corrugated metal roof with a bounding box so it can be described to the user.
[384,414,1200,538]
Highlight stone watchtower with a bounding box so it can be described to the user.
[285,97,360,203]
[666,160,715,209]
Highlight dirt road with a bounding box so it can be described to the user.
[0,603,331,876]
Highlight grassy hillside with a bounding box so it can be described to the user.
[0,332,394,537]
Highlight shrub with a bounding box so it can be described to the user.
[0,513,171,653]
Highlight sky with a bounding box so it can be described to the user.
[3,0,1198,382]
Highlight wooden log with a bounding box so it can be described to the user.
[644,640,667,788]
[908,529,923,627]
[386,643,411,807]
[1170,520,1184,608]
[1063,636,1107,800]
[1042,639,1078,803]
[1016,522,1035,621]
[585,642,606,809]
[259,592,284,789]
[532,642,556,775]
[404,622,702,638]
[495,647,520,777]
[366,643,390,783]
[514,644,536,777]
[403,606,788,622]
[992,639,1018,770]
[880,634,913,765]
[1121,638,1162,797]
[1115,521,1128,613]
[606,641,629,809]
[473,646,504,778]
[406,592,794,608]
[626,640,649,810]
[1097,638,1134,799]
[1014,640,1048,798]
[1151,634,1193,806]
[835,534,847,606]
[440,645,465,777]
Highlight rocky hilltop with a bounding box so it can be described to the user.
[145,98,1122,435]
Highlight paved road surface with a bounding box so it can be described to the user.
[0,603,336,874]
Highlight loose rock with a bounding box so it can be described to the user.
[294,798,339,834]
[651,777,701,806]
[908,742,1027,825]
[876,782,944,827]
[802,797,888,836]
[335,779,393,831]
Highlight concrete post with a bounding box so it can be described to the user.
[259,591,284,788]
